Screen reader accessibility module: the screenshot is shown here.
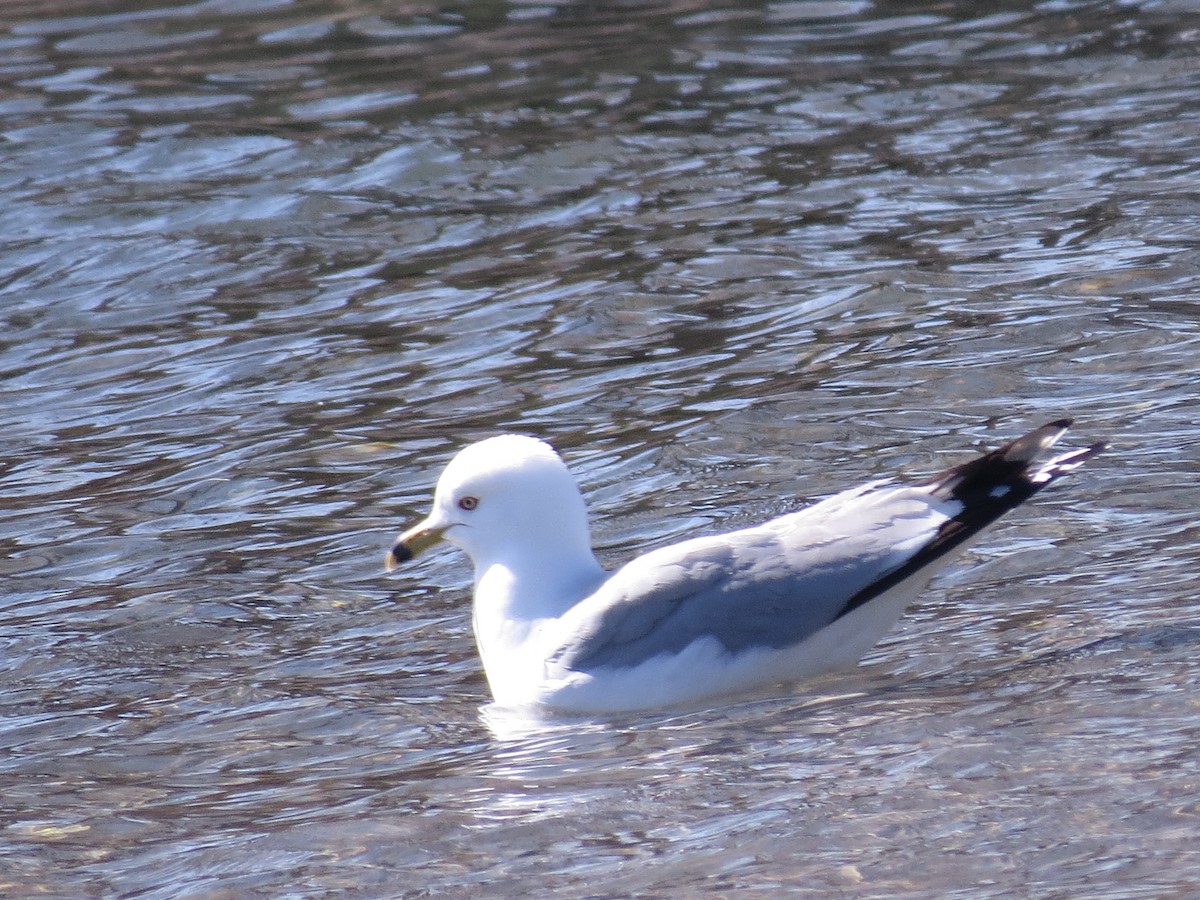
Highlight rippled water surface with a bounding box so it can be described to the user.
[3,0,1199,894]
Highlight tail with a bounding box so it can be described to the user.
[834,420,1105,620]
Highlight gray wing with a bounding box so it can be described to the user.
[550,482,951,672]
[549,419,1104,674]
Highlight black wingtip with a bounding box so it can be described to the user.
[836,420,1101,623]
[932,418,1102,501]
[1002,420,1072,464]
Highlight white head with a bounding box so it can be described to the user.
[388,435,598,580]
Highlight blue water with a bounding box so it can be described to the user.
[2,0,1199,895]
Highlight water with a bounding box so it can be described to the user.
[2,0,1199,894]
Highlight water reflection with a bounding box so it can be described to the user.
[2,0,1200,894]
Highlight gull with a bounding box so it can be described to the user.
[386,420,1104,714]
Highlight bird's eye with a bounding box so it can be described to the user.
[457,496,479,511]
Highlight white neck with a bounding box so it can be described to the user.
[470,552,606,706]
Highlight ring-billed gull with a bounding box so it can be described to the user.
[387,420,1104,713]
